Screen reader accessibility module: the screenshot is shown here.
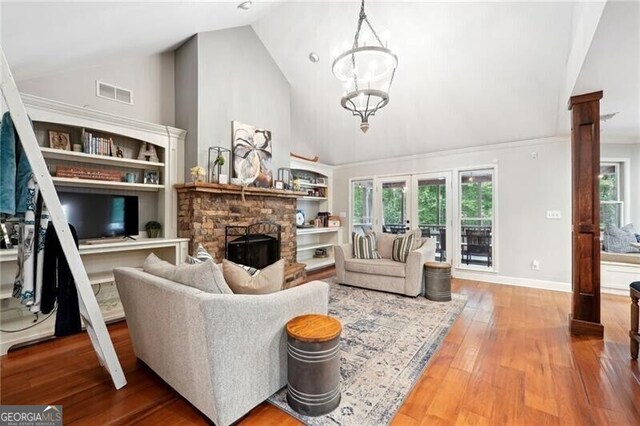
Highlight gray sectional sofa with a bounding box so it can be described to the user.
[335,232,437,297]
[114,267,329,426]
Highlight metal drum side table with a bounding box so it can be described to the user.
[424,261,452,302]
[286,314,342,416]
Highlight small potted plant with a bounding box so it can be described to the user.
[212,154,228,184]
[190,165,205,183]
[145,221,162,238]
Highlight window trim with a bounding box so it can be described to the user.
[601,158,631,227]
[454,165,498,273]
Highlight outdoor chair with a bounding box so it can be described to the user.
[462,229,492,267]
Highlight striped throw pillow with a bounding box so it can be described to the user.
[195,243,214,261]
[238,263,260,277]
[186,243,215,264]
[353,233,381,259]
[187,251,259,276]
[392,233,415,263]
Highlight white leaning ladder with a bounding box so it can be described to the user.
[0,48,126,389]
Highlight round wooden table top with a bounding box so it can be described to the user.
[424,261,452,270]
[286,314,342,343]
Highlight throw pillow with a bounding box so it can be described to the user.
[222,259,284,294]
[392,233,415,263]
[143,253,232,294]
[371,231,395,259]
[186,254,259,276]
[353,233,381,259]
[604,223,639,253]
[185,244,215,264]
[195,243,214,262]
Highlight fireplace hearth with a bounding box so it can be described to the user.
[225,222,281,269]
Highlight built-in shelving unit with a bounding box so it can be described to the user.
[299,182,328,189]
[292,158,341,272]
[297,227,342,235]
[41,147,165,169]
[304,257,336,271]
[297,242,336,252]
[51,176,164,191]
[0,94,187,355]
[301,196,328,201]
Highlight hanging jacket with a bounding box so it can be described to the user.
[0,111,33,217]
[41,222,81,337]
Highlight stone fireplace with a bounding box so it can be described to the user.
[176,183,300,265]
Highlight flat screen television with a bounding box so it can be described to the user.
[58,192,139,240]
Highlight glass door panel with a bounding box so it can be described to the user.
[350,179,374,235]
[377,177,411,234]
[413,174,450,261]
[459,169,494,269]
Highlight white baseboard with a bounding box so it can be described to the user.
[601,287,628,296]
[452,270,571,293]
[453,270,628,296]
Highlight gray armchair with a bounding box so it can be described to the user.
[335,236,437,297]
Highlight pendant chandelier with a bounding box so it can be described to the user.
[332,0,398,133]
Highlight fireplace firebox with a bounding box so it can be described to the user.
[225,222,281,269]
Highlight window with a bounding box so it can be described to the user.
[351,179,374,234]
[459,169,494,269]
[600,163,623,228]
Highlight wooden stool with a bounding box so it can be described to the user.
[283,262,307,289]
[424,261,452,302]
[631,281,640,359]
[286,314,341,416]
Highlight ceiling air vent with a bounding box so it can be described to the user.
[96,81,133,105]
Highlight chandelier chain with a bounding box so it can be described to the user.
[350,0,386,93]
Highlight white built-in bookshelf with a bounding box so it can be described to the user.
[0,94,188,354]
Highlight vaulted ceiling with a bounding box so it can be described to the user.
[2,1,638,165]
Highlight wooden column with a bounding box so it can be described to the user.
[569,91,604,338]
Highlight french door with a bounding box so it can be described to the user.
[375,176,411,234]
[351,173,453,263]
[411,172,452,262]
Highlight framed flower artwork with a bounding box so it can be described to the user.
[231,120,273,188]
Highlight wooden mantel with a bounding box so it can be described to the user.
[175,182,307,199]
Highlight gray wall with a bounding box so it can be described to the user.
[175,36,199,183]
[601,142,640,227]
[16,53,176,126]
[175,26,291,181]
[333,137,573,287]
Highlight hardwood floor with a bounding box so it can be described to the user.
[1,273,638,425]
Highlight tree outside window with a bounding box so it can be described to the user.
[460,172,493,228]
[351,179,374,233]
[599,163,622,229]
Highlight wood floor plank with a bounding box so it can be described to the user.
[2,272,639,425]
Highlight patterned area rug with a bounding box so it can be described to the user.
[268,278,467,425]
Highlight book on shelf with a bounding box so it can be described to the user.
[82,129,114,157]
